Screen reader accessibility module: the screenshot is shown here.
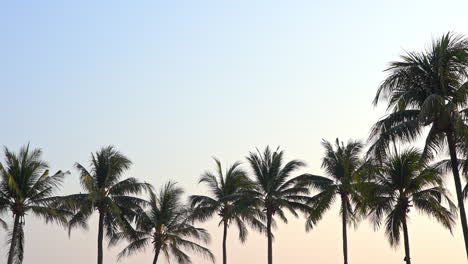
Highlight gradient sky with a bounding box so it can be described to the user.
[1,0,467,263]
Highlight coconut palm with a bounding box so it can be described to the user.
[0,144,69,264]
[246,146,312,264]
[367,148,455,264]
[189,158,265,264]
[61,146,151,264]
[305,139,368,264]
[115,181,215,264]
[368,32,468,257]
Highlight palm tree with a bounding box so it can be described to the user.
[115,181,215,264]
[246,146,312,264]
[189,158,265,264]
[367,148,455,264]
[61,146,151,264]
[0,144,69,264]
[305,139,368,264]
[368,32,468,257]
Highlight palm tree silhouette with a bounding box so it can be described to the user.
[190,158,265,264]
[61,146,151,264]
[368,32,468,257]
[116,181,215,264]
[305,139,369,264]
[247,146,312,264]
[0,144,69,264]
[366,148,455,264]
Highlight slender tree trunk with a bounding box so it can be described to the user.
[402,218,411,264]
[223,220,228,264]
[266,209,273,264]
[446,131,468,259]
[341,200,348,264]
[152,244,161,264]
[97,212,104,264]
[7,214,20,264]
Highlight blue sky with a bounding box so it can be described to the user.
[1,0,467,263]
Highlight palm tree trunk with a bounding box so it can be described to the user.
[153,244,161,264]
[341,201,348,264]
[446,131,468,259]
[97,212,104,264]
[223,220,228,264]
[7,214,20,264]
[266,209,273,264]
[402,218,411,264]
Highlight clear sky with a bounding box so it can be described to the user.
[1,0,467,263]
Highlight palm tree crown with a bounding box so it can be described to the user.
[62,146,151,264]
[369,32,468,159]
[0,144,69,264]
[117,181,215,264]
[190,158,265,264]
[367,148,455,264]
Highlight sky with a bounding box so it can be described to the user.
[1,0,467,263]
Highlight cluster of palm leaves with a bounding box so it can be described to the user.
[0,32,466,264]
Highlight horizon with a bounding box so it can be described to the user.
[1,1,467,263]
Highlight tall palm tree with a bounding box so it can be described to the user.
[189,158,265,264]
[367,148,455,264]
[305,139,368,264]
[0,144,69,264]
[368,32,468,257]
[61,146,151,264]
[246,146,312,264]
[115,181,215,264]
